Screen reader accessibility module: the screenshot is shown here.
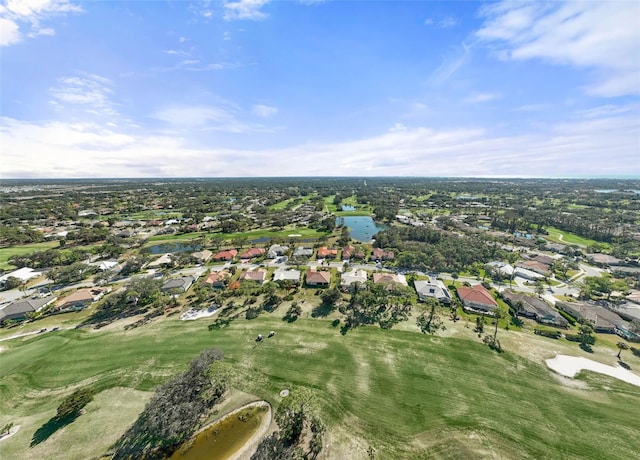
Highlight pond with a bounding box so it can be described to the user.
[169,402,270,460]
[340,205,356,211]
[146,243,202,254]
[336,216,387,242]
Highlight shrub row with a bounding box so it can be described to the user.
[534,327,561,339]
[557,310,577,325]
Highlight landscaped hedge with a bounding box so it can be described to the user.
[558,310,577,325]
[534,327,561,339]
[565,333,580,342]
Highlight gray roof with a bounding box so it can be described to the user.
[0,295,57,322]
[293,247,313,257]
[273,269,301,282]
[161,276,195,292]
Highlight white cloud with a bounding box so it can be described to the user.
[0,0,82,46]
[252,104,278,118]
[465,92,500,104]
[49,74,117,116]
[223,0,270,21]
[2,109,636,178]
[424,16,458,28]
[0,17,20,45]
[476,1,640,97]
[152,104,273,134]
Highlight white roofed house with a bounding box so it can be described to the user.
[273,269,301,284]
[340,269,368,291]
[0,267,41,287]
[414,278,452,304]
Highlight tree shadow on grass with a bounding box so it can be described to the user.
[31,414,78,447]
[579,343,594,353]
[311,303,334,318]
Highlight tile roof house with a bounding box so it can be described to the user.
[371,248,395,261]
[457,284,498,314]
[273,269,301,284]
[317,247,338,259]
[589,253,623,266]
[414,279,452,304]
[239,248,266,259]
[57,288,104,311]
[340,269,368,290]
[516,260,551,276]
[240,269,267,284]
[306,270,331,287]
[0,295,57,322]
[502,291,567,327]
[372,272,407,287]
[161,276,196,293]
[191,249,213,263]
[341,245,355,260]
[213,249,238,261]
[204,270,230,288]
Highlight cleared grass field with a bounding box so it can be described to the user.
[0,241,59,270]
[1,314,639,459]
[544,227,610,249]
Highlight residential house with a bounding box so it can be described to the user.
[204,270,230,289]
[240,269,267,284]
[514,267,545,281]
[239,248,265,260]
[161,276,195,293]
[213,249,238,262]
[57,288,105,311]
[306,270,331,287]
[485,261,515,278]
[340,269,368,290]
[267,244,289,258]
[147,253,173,268]
[0,295,57,322]
[371,248,395,262]
[0,267,41,287]
[317,247,338,259]
[372,272,407,287]
[191,249,212,264]
[341,245,355,260]
[556,301,632,336]
[293,247,314,259]
[414,279,452,304]
[457,284,498,314]
[502,291,567,327]
[589,253,623,267]
[516,260,551,276]
[273,269,301,284]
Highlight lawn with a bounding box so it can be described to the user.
[0,241,59,270]
[1,315,639,459]
[544,226,610,249]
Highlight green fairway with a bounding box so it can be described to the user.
[1,315,639,459]
[0,241,59,270]
[544,227,610,249]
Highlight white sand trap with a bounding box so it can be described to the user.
[288,234,302,237]
[180,307,217,321]
[546,355,640,387]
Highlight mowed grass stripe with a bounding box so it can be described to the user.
[1,316,639,459]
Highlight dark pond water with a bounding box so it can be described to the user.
[336,216,387,242]
[147,243,202,254]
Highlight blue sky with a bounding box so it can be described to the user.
[1,0,639,178]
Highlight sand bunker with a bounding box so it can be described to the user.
[180,307,217,321]
[546,355,640,387]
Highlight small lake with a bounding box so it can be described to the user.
[147,243,202,254]
[169,403,270,460]
[336,216,387,242]
[340,205,356,211]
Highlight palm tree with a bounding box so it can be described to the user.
[616,341,629,360]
